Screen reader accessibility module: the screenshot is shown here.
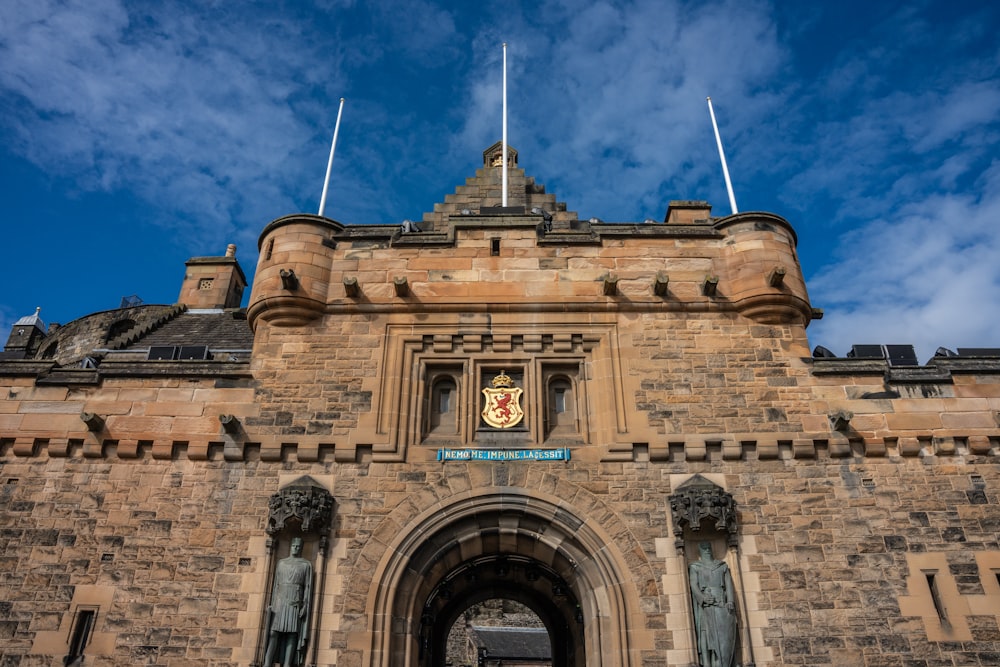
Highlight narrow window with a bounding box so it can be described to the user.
[491,239,500,256]
[925,572,949,627]
[553,387,566,413]
[66,607,98,665]
[265,238,275,261]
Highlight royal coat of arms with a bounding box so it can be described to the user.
[481,370,524,428]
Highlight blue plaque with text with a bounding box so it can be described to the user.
[437,448,571,462]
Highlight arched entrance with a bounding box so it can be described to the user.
[367,492,638,667]
[424,554,581,666]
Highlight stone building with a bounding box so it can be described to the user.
[468,625,552,666]
[2,143,1000,667]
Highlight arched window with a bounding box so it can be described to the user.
[546,375,577,437]
[429,376,458,434]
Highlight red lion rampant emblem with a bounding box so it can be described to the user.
[482,370,524,429]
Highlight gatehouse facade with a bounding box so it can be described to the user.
[2,144,1000,666]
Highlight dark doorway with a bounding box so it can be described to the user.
[419,555,582,667]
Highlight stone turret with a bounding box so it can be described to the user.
[714,211,813,325]
[2,307,47,359]
[247,214,343,329]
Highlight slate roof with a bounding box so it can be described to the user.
[1,304,254,371]
[119,310,253,352]
[14,307,45,331]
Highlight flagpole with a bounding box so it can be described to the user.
[501,42,508,207]
[318,97,345,218]
[707,96,738,215]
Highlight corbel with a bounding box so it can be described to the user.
[344,276,361,298]
[702,276,719,296]
[279,268,299,290]
[653,271,669,296]
[393,276,410,296]
[80,412,105,432]
[219,414,241,434]
[603,275,619,296]
[829,410,853,432]
[768,266,786,287]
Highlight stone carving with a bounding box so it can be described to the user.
[668,475,738,549]
[267,482,334,535]
[481,370,524,429]
[263,538,313,667]
[689,541,737,667]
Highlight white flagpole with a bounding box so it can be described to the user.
[707,96,738,215]
[502,42,508,207]
[318,97,345,217]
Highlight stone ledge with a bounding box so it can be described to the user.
[932,357,1000,373]
[812,357,1000,377]
[0,360,252,384]
[330,216,733,249]
[2,432,996,463]
[810,358,892,375]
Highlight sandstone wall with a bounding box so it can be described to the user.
[3,447,1000,665]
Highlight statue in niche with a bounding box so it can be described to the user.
[263,537,313,667]
[689,541,737,667]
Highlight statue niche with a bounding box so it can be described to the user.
[669,475,750,667]
[256,478,333,667]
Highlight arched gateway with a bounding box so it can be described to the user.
[363,490,644,666]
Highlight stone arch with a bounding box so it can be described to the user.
[429,556,580,666]
[357,484,655,667]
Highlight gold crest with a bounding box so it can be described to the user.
[481,370,524,428]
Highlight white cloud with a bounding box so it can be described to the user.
[0,0,788,236]
[807,161,1000,360]
[370,0,460,64]
[904,80,1000,152]
[1,0,998,359]
[765,4,1000,358]
[449,0,788,220]
[0,0,349,251]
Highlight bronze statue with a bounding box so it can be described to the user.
[689,541,737,667]
[264,537,313,667]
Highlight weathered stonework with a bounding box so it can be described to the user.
[2,148,999,666]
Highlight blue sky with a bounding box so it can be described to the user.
[2,0,998,361]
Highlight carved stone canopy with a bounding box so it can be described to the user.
[668,475,738,549]
[483,141,518,168]
[267,477,334,536]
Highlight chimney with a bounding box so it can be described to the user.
[664,200,712,224]
[178,245,247,310]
